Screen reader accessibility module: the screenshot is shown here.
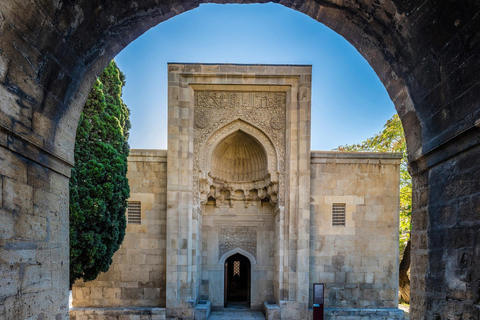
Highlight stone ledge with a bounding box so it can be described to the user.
[194,300,211,320]
[311,151,403,160]
[128,149,168,161]
[263,301,280,320]
[70,307,166,320]
[0,126,73,177]
[168,62,313,67]
[311,308,405,320]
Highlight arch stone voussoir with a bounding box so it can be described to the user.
[219,248,257,266]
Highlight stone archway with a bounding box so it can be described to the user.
[0,1,479,319]
[201,120,278,179]
[224,253,252,308]
[220,249,256,309]
[210,130,269,182]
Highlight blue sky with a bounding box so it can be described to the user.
[115,3,395,151]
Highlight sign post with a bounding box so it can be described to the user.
[312,283,324,320]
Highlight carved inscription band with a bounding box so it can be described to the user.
[195,91,286,109]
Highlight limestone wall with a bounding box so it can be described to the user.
[72,149,168,307]
[166,63,313,317]
[309,151,402,309]
[0,147,70,320]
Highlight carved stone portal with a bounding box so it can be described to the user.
[194,90,285,206]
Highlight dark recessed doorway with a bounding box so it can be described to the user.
[224,253,251,309]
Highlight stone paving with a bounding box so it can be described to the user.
[398,304,410,320]
[208,310,265,320]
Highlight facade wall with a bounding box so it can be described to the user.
[309,151,401,309]
[70,65,402,318]
[72,149,168,307]
[165,63,313,318]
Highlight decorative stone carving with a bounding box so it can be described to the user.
[210,131,268,182]
[195,110,209,128]
[218,226,257,259]
[193,90,286,206]
[270,116,285,130]
[202,119,278,174]
[197,120,280,205]
[199,176,278,207]
[195,91,284,109]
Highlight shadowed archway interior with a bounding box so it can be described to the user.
[225,253,251,308]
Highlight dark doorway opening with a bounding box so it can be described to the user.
[224,253,251,309]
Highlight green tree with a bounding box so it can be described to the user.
[336,114,411,303]
[69,61,131,286]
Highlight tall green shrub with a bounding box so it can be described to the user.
[69,61,131,286]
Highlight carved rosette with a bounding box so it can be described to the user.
[194,109,209,128]
[270,116,285,130]
[193,91,286,207]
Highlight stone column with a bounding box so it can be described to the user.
[281,69,312,318]
[166,64,197,319]
[296,74,312,306]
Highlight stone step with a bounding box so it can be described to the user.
[208,310,265,320]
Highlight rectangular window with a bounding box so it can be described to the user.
[127,201,141,224]
[332,203,346,227]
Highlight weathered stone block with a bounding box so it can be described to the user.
[0,150,28,182]
[21,264,51,293]
[194,300,211,320]
[0,265,19,300]
[0,208,14,239]
[2,177,33,214]
[14,212,47,241]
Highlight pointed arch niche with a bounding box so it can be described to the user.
[198,119,279,206]
[211,130,267,182]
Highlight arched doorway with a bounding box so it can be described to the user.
[224,253,251,309]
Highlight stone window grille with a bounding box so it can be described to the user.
[127,201,141,224]
[233,261,241,276]
[332,203,346,226]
